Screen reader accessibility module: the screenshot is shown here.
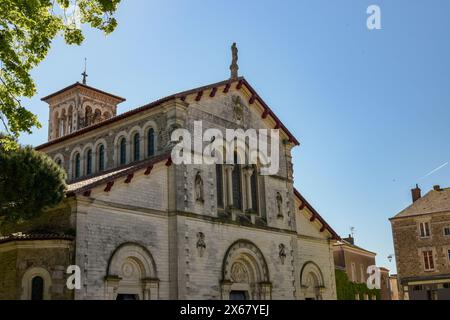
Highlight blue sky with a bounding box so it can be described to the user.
[20,0,450,273]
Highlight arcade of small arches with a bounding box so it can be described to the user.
[51,101,114,140]
[54,122,158,180]
[113,123,157,167]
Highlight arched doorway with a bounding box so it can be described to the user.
[221,240,272,300]
[300,261,325,300]
[105,243,159,300]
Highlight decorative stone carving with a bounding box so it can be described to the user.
[231,95,244,122]
[288,161,294,179]
[222,240,272,300]
[276,192,283,218]
[279,243,287,264]
[230,262,249,283]
[121,261,135,278]
[196,232,206,257]
[195,171,204,202]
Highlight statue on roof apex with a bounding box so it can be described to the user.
[230,42,239,80]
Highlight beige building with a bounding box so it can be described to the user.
[390,185,450,300]
[389,275,399,300]
[0,51,340,300]
[333,235,391,300]
[333,236,376,286]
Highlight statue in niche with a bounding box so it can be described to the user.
[231,95,244,122]
[279,243,287,264]
[289,161,294,177]
[196,232,206,257]
[195,171,204,202]
[276,192,283,218]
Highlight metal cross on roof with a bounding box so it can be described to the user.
[81,58,88,85]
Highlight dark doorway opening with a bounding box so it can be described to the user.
[31,276,44,300]
[229,291,247,300]
[116,294,139,300]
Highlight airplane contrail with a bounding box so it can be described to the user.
[419,162,448,180]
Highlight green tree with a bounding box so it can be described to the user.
[0,145,66,221]
[0,0,121,149]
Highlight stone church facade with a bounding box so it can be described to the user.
[0,69,339,300]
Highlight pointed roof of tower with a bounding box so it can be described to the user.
[41,82,126,104]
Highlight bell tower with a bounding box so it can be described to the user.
[41,82,125,141]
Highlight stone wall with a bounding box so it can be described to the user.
[391,212,450,281]
[177,215,296,299]
[0,240,74,300]
[68,158,336,300]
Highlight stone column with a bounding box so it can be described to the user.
[259,282,272,300]
[142,278,159,300]
[48,117,52,141]
[243,167,254,211]
[104,275,121,300]
[224,164,234,208]
[220,280,233,300]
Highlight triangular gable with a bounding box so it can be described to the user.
[36,77,299,151]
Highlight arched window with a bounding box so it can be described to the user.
[216,164,224,208]
[74,153,81,178]
[250,166,258,212]
[232,153,242,210]
[31,276,44,300]
[147,128,155,157]
[86,149,92,175]
[133,133,140,161]
[98,144,105,171]
[56,158,62,167]
[120,137,127,165]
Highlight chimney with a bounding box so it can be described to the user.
[343,234,354,245]
[433,185,441,191]
[411,184,421,202]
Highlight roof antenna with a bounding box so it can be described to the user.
[350,226,355,238]
[230,42,239,80]
[81,58,88,85]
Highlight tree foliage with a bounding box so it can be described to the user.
[0,0,121,149]
[0,145,66,221]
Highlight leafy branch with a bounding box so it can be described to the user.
[0,0,121,150]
